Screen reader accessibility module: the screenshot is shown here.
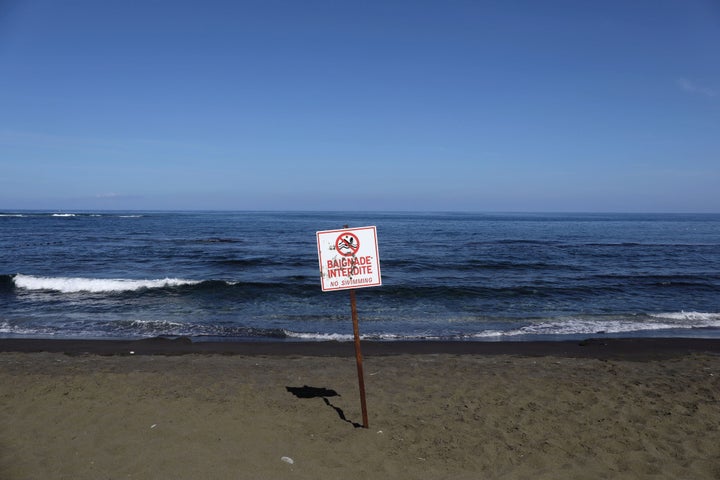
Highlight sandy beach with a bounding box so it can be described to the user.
[1,338,719,479]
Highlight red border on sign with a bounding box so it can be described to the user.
[317,226,382,291]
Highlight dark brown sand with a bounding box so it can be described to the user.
[1,338,719,479]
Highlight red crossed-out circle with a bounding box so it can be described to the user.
[335,232,360,257]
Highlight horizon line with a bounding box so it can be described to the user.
[2,208,719,216]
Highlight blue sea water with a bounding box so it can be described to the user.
[1,211,720,341]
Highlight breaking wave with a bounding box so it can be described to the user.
[11,274,201,293]
[472,312,720,338]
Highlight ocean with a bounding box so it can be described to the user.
[2,211,719,342]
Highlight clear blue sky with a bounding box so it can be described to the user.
[1,0,718,212]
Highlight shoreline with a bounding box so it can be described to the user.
[1,336,720,359]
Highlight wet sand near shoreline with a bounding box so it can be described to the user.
[2,336,720,359]
[1,338,719,479]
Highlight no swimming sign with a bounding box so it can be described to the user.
[316,225,382,428]
[316,226,382,292]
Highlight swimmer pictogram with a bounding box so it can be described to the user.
[335,232,360,257]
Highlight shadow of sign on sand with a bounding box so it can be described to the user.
[286,385,363,428]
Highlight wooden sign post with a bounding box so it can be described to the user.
[349,288,368,428]
[316,225,382,429]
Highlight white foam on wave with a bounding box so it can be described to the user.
[13,274,201,293]
[468,312,720,338]
[51,213,76,217]
[649,311,720,323]
[284,312,720,342]
[283,331,354,341]
[0,321,54,336]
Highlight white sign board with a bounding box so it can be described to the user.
[316,226,382,291]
